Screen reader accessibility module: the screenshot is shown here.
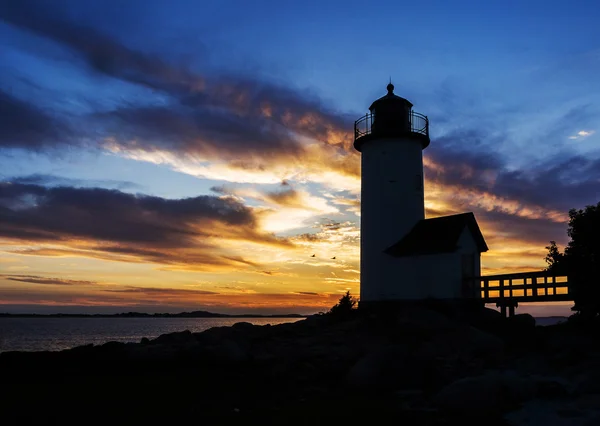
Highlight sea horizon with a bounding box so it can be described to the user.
[0,314,568,354]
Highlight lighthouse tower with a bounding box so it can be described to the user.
[354,83,488,307]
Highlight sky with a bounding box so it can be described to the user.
[0,0,599,316]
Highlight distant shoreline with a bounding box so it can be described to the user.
[0,311,307,319]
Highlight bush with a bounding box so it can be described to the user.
[328,291,358,318]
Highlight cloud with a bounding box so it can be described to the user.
[0,181,290,270]
[568,130,595,140]
[206,184,340,233]
[1,274,98,286]
[0,90,71,150]
[1,0,358,187]
[425,127,600,218]
[102,286,219,296]
[5,174,140,191]
[0,284,343,314]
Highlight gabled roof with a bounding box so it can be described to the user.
[384,212,488,257]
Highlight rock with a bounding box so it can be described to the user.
[507,313,536,330]
[211,339,248,363]
[417,326,504,362]
[572,394,600,411]
[434,371,535,417]
[396,308,455,335]
[232,321,255,331]
[152,330,194,346]
[68,344,94,354]
[534,377,571,399]
[466,307,504,333]
[101,341,125,349]
[346,345,418,390]
[547,334,597,355]
[251,348,276,363]
[507,397,600,426]
[576,370,600,394]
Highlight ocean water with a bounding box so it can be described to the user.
[0,317,301,353]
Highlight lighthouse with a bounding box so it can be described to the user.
[354,83,489,308]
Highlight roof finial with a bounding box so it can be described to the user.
[386,78,394,94]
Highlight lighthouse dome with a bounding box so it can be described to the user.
[368,83,413,111]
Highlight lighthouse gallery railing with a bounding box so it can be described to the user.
[354,111,429,140]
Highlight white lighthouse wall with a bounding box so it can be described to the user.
[456,227,482,278]
[360,137,425,302]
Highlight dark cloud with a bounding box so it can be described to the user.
[476,209,569,247]
[427,128,600,214]
[1,0,190,93]
[0,90,71,149]
[98,104,302,160]
[293,233,321,242]
[320,221,342,231]
[263,187,304,208]
[1,0,353,160]
[0,182,290,269]
[6,174,140,191]
[102,286,219,296]
[425,128,503,190]
[1,274,98,286]
[490,155,600,213]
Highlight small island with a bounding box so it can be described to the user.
[0,310,306,318]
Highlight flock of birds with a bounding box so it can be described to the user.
[311,254,336,259]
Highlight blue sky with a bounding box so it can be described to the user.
[0,0,598,315]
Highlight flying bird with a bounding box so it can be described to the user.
[331,256,336,260]
[311,254,316,257]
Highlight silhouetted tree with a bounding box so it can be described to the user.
[329,291,358,318]
[545,241,566,273]
[545,202,600,317]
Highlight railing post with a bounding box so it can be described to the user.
[500,304,507,318]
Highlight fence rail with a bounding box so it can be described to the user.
[354,111,429,140]
[467,270,571,316]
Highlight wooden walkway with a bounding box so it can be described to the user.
[470,271,571,317]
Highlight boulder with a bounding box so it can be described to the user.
[210,339,248,363]
[506,313,536,330]
[417,325,504,362]
[434,371,535,417]
[506,400,586,426]
[346,344,419,391]
[464,307,504,333]
[396,308,456,336]
[533,376,571,399]
[232,321,255,331]
[576,370,600,394]
[152,330,195,347]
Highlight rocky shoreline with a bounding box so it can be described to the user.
[1,306,599,425]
